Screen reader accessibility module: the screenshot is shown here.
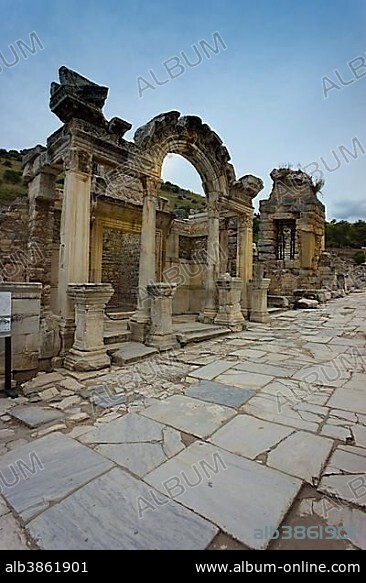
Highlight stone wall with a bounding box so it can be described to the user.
[258,169,326,295]
[0,198,29,283]
[101,228,140,310]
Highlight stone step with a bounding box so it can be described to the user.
[105,311,134,320]
[103,330,131,345]
[105,342,128,355]
[111,342,158,366]
[268,307,285,314]
[176,326,230,346]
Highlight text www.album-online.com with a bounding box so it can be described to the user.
[195,561,361,574]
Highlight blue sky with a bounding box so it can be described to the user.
[0,0,365,220]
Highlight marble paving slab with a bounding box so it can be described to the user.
[81,413,184,477]
[9,405,64,428]
[0,432,113,522]
[185,380,254,408]
[267,431,333,483]
[27,467,218,550]
[209,415,294,460]
[144,441,301,550]
[140,395,235,438]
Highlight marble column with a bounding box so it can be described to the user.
[237,213,253,317]
[219,218,229,274]
[146,282,177,350]
[64,283,114,371]
[203,195,220,323]
[57,148,93,351]
[130,177,158,342]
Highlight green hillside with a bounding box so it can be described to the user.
[0,149,27,206]
[158,180,206,215]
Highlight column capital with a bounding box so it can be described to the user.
[141,176,160,196]
[238,213,253,228]
[64,148,93,174]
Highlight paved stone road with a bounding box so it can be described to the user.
[0,292,365,549]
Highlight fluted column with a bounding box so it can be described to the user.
[130,177,159,342]
[57,148,92,351]
[203,194,220,323]
[237,213,253,317]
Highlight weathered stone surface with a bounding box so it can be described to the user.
[297,496,366,550]
[215,370,273,390]
[9,405,64,428]
[90,388,127,409]
[327,388,366,415]
[28,467,218,550]
[242,393,320,432]
[145,441,301,550]
[140,395,235,438]
[0,497,9,518]
[185,381,254,408]
[0,513,28,550]
[81,413,184,476]
[39,387,59,400]
[22,372,64,395]
[188,360,234,381]
[267,431,333,483]
[293,365,350,388]
[210,415,294,459]
[0,433,113,522]
[112,342,158,366]
[319,449,366,507]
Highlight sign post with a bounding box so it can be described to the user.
[0,291,17,398]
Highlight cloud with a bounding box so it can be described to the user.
[332,198,366,221]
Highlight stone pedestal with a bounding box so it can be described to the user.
[146,283,177,350]
[64,283,113,371]
[249,277,271,324]
[214,274,246,331]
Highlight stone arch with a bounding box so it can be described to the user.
[134,111,236,197]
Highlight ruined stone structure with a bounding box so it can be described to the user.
[0,66,264,378]
[257,168,326,296]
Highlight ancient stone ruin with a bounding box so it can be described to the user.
[0,66,265,380]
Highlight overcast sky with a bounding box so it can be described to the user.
[0,0,365,220]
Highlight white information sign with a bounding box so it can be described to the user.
[0,292,11,337]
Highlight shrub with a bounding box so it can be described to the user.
[3,169,21,184]
[354,250,366,265]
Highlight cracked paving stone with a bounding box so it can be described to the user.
[188,360,234,381]
[320,424,353,442]
[81,413,184,477]
[140,395,235,438]
[319,448,366,507]
[297,497,366,550]
[267,431,333,484]
[27,467,218,550]
[0,432,113,522]
[327,388,366,415]
[241,393,321,432]
[209,415,294,460]
[145,441,301,550]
